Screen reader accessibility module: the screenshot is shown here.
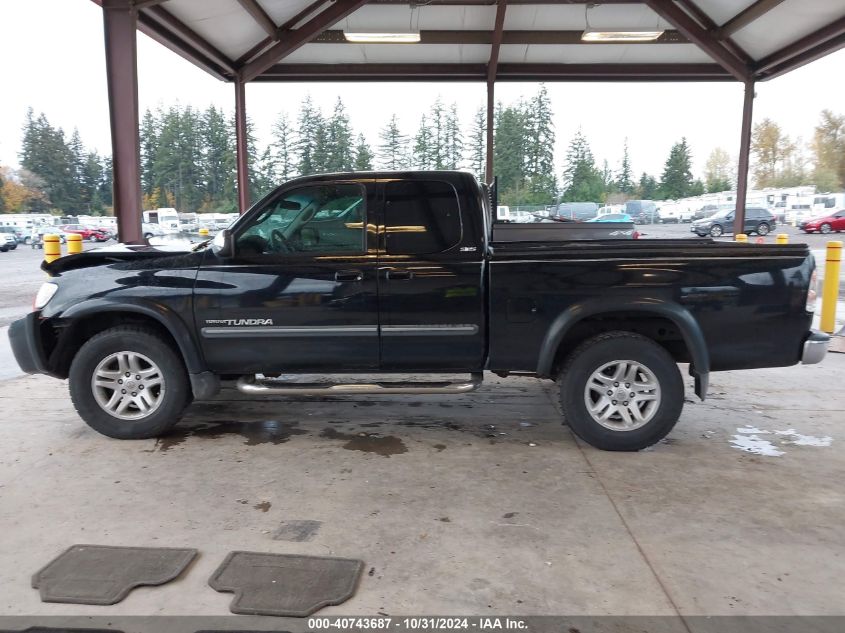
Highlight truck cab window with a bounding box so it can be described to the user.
[236,183,365,256]
[385,180,462,255]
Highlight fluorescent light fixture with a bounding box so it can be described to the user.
[581,29,664,42]
[343,31,421,43]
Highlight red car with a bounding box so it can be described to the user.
[800,210,845,234]
[59,224,110,242]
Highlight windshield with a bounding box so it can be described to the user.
[711,209,733,219]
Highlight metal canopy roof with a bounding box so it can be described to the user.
[111,0,845,84]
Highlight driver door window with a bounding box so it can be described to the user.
[236,183,365,257]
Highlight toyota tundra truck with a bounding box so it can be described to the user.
[8,171,828,451]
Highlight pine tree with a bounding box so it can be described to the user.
[466,107,486,180]
[201,105,235,211]
[561,129,604,202]
[443,103,463,169]
[378,114,408,170]
[660,138,694,199]
[353,134,374,171]
[429,98,447,169]
[617,139,634,194]
[413,115,435,169]
[295,96,322,176]
[637,172,659,200]
[140,109,159,197]
[494,102,527,199]
[522,85,556,203]
[271,112,296,181]
[325,98,354,172]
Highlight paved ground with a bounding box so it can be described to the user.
[0,357,842,618]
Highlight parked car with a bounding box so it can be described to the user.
[0,227,20,248]
[625,200,660,224]
[586,213,634,223]
[552,202,598,222]
[0,233,17,252]
[799,210,845,234]
[690,207,776,237]
[8,171,826,452]
[59,224,110,242]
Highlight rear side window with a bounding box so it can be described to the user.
[385,180,462,255]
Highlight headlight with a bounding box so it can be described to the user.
[33,282,58,310]
[806,269,818,313]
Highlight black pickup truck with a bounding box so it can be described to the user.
[9,171,828,450]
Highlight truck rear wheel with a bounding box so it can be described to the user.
[69,327,190,439]
[557,331,684,451]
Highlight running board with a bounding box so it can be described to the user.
[236,373,483,396]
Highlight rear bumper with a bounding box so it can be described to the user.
[8,313,49,375]
[802,330,829,365]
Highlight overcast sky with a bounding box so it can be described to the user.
[1,0,843,181]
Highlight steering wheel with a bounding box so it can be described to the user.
[270,228,295,253]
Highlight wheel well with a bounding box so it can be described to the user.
[47,312,184,378]
[550,312,691,375]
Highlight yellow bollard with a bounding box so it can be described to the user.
[735,233,748,243]
[820,241,842,334]
[43,234,61,264]
[66,233,83,255]
[198,227,209,236]
[776,233,788,245]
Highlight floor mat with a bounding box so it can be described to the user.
[208,551,363,617]
[32,545,197,605]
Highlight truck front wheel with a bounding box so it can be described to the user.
[557,331,684,451]
[69,327,191,439]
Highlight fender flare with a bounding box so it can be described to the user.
[536,298,709,398]
[59,299,207,375]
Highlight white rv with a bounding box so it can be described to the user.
[142,208,180,234]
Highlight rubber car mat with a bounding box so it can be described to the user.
[208,551,364,617]
[32,545,197,605]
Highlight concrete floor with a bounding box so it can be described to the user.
[0,355,843,623]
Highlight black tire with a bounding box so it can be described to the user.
[756,222,770,236]
[820,223,832,234]
[557,331,684,451]
[709,224,723,237]
[69,326,191,439]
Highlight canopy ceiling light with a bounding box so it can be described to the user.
[343,31,421,43]
[581,29,664,42]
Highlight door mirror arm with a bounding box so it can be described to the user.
[211,229,235,259]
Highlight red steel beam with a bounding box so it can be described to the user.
[311,28,688,44]
[235,0,277,39]
[256,62,731,81]
[645,0,749,82]
[717,0,786,39]
[485,81,495,184]
[733,80,755,236]
[102,0,143,244]
[239,0,369,82]
[234,0,328,66]
[137,12,230,80]
[755,14,845,74]
[672,0,753,65]
[487,1,507,83]
[143,4,236,74]
[235,80,250,213]
[758,31,845,81]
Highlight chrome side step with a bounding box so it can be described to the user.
[236,373,483,396]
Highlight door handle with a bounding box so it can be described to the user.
[335,269,363,282]
[386,269,413,281]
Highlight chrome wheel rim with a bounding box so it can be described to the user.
[711,226,722,236]
[821,224,831,234]
[583,360,661,431]
[91,351,165,420]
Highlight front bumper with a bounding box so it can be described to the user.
[802,330,829,365]
[8,313,49,375]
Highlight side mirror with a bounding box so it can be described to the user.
[211,229,235,259]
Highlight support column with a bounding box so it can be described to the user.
[734,79,755,236]
[235,80,250,214]
[102,0,143,244]
[485,81,494,185]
